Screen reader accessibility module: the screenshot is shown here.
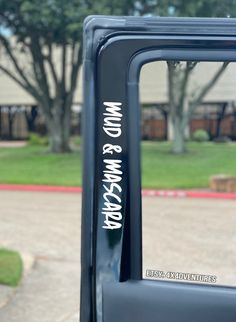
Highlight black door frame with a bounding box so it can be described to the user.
[81,16,236,322]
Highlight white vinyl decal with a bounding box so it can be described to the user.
[102,102,123,230]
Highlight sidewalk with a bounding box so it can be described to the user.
[66,312,80,322]
[0,190,81,322]
[0,141,27,148]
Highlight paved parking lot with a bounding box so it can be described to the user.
[0,191,81,322]
[0,191,235,321]
[143,196,236,286]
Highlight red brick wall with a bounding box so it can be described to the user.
[142,119,167,140]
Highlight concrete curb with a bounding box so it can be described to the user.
[0,184,82,193]
[0,183,236,200]
[141,189,236,200]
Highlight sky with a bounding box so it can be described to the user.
[0,27,11,37]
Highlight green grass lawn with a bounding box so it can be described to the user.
[0,145,82,186]
[0,141,236,189]
[142,141,236,189]
[0,249,23,287]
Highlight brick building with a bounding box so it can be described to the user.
[0,59,236,140]
[140,62,236,140]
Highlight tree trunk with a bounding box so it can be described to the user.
[45,105,72,153]
[167,61,188,154]
[172,114,185,154]
[48,124,71,153]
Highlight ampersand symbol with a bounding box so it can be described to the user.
[103,144,122,155]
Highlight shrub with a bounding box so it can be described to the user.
[192,129,210,142]
[28,133,48,146]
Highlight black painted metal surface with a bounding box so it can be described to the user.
[81,16,236,322]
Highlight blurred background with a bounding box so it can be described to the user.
[1,1,236,321]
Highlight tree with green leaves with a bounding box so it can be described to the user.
[146,0,236,17]
[152,0,236,153]
[0,0,152,153]
[1,0,236,153]
[167,61,229,153]
[0,0,87,152]
[99,0,236,154]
